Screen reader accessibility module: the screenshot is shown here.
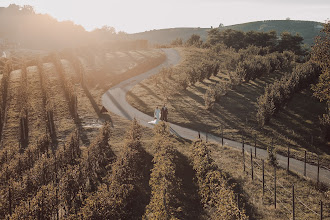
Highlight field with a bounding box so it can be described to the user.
[127,47,330,168]
[1,3,329,219]
[0,45,328,219]
[103,124,330,220]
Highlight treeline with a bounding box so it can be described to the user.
[154,45,299,109]
[194,46,296,109]
[191,140,247,219]
[236,48,296,82]
[311,22,330,140]
[0,4,150,51]
[181,28,307,56]
[257,61,321,125]
[160,34,304,109]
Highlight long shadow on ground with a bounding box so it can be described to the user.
[174,151,206,219]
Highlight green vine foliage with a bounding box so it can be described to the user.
[81,119,149,219]
[144,123,183,220]
[191,140,247,219]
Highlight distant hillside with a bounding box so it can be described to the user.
[0,4,124,51]
[130,20,324,46]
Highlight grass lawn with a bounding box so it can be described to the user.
[127,47,330,168]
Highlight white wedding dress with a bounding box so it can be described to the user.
[148,108,161,125]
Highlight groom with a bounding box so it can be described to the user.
[161,104,168,122]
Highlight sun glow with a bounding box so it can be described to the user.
[0,0,329,33]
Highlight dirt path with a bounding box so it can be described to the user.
[102,48,330,187]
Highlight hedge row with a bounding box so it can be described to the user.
[203,49,298,110]
[144,122,183,219]
[6,122,112,219]
[19,64,28,148]
[191,140,247,219]
[82,119,149,219]
[177,59,219,91]
[236,50,296,82]
[257,61,321,126]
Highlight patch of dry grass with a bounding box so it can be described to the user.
[209,143,330,220]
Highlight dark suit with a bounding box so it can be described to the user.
[162,106,168,122]
[160,107,164,120]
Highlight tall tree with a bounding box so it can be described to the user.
[207,28,222,45]
[221,29,246,50]
[277,32,305,55]
[185,34,203,47]
[245,30,277,49]
[311,22,330,140]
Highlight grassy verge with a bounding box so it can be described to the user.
[127,47,330,168]
[208,142,329,219]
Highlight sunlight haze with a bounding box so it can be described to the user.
[1,0,329,33]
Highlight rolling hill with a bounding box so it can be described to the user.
[130,20,324,46]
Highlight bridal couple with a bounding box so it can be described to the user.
[148,104,168,125]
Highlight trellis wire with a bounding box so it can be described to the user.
[247,154,322,217]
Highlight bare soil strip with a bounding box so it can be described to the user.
[26,66,47,145]
[61,59,102,144]
[2,69,22,147]
[42,63,75,146]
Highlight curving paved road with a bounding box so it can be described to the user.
[102,48,330,187]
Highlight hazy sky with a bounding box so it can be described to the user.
[1,0,329,33]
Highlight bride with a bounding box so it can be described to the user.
[148,106,161,125]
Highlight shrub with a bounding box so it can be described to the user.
[236,55,271,82]
[319,103,330,141]
[204,82,230,110]
[267,142,278,166]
